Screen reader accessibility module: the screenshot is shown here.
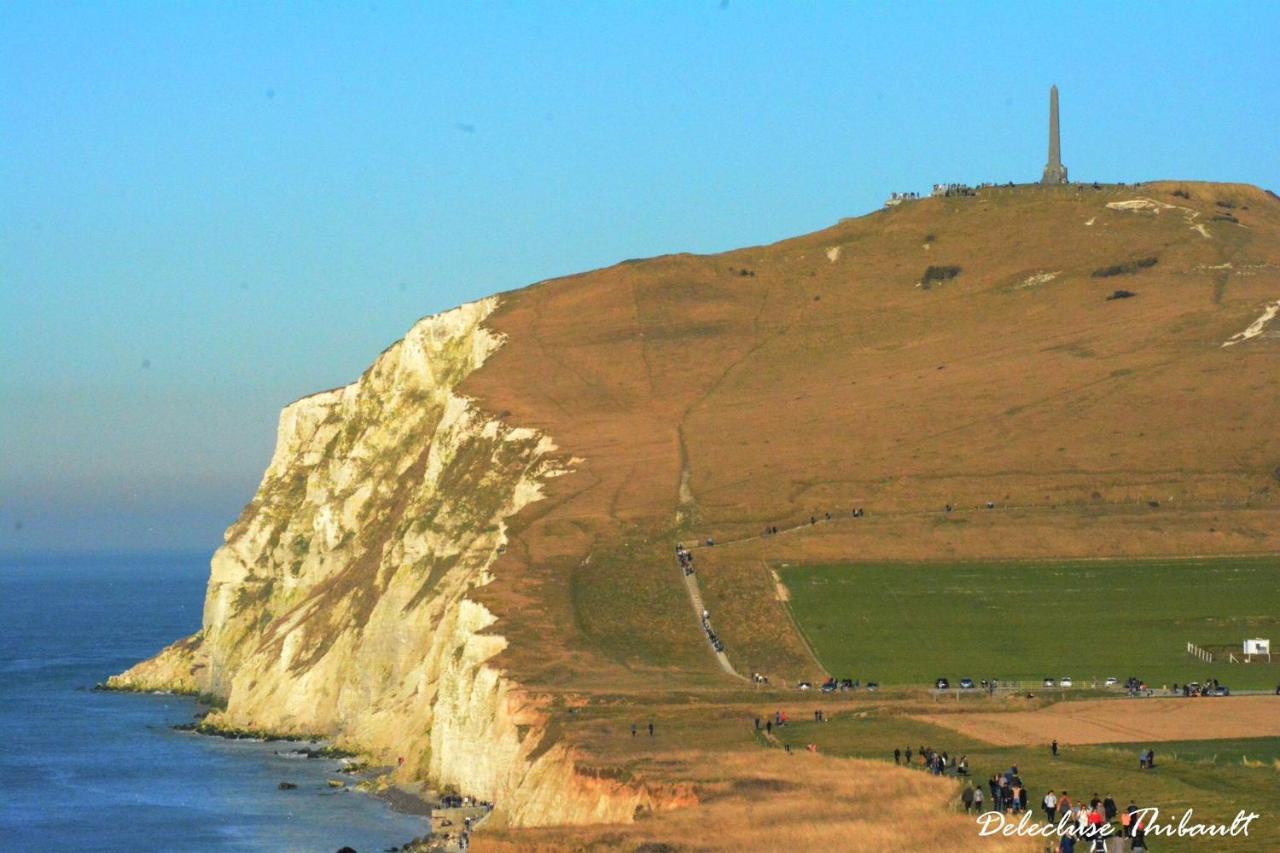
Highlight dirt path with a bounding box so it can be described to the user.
[914,694,1280,746]
[686,493,1280,556]
[676,553,745,680]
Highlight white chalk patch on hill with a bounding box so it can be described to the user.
[1106,197,1211,239]
[1015,271,1061,290]
[1222,300,1280,347]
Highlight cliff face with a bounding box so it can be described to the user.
[113,183,1280,836]
[111,297,650,826]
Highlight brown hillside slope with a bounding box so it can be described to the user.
[463,181,1280,688]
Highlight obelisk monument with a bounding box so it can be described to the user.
[1041,85,1068,185]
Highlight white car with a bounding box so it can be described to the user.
[1060,676,1073,688]
[1104,677,1119,687]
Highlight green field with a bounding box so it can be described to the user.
[768,711,1280,852]
[781,558,1280,690]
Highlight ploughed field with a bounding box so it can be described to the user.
[781,557,1280,690]
[917,695,1280,746]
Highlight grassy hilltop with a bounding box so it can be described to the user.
[454,181,1280,849]
[460,181,1280,689]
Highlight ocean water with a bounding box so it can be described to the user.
[0,553,430,852]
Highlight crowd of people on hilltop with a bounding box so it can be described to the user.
[932,183,978,197]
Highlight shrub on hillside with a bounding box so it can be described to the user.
[1092,257,1157,278]
[919,265,960,289]
[1106,290,1137,301]
[1172,188,1192,199]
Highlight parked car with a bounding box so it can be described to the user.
[935,678,950,690]
[1060,676,1073,688]
[797,681,813,691]
[820,678,838,693]
[1212,686,1231,696]
[865,681,879,691]
[838,678,856,690]
[1104,677,1119,687]
[959,678,975,689]
[1043,677,1057,688]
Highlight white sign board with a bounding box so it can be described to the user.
[1243,638,1270,655]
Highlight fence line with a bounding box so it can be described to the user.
[1187,641,1214,663]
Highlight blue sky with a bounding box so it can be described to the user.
[3,2,1278,556]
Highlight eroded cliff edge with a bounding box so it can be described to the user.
[110,297,654,826]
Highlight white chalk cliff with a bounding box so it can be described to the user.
[111,297,655,826]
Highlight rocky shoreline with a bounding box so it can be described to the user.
[102,683,444,847]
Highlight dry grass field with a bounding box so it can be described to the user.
[477,751,1031,853]
[917,695,1280,747]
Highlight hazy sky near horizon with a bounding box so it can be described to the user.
[3,3,1278,557]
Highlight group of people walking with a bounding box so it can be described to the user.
[955,768,1152,851]
[761,507,866,539]
[894,745,968,777]
[893,743,1156,851]
[676,544,726,655]
[676,544,694,576]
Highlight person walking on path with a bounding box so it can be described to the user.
[648,721,655,737]
[631,724,637,737]
[1043,790,1058,824]
[961,784,974,814]
[972,786,984,814]
[1103,794,1117,824]
[1132,821,1149,852]
[894,748,901,765]
[1051,739,1059,757]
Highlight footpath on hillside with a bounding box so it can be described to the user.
[675,545,744,680]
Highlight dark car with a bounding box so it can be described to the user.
[1212,686,1231,697]
[820,678,838,693]
[865,681,879,691]
[959,678,975,689]
[935,678,950,690]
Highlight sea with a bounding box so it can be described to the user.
[0,552,430,852]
